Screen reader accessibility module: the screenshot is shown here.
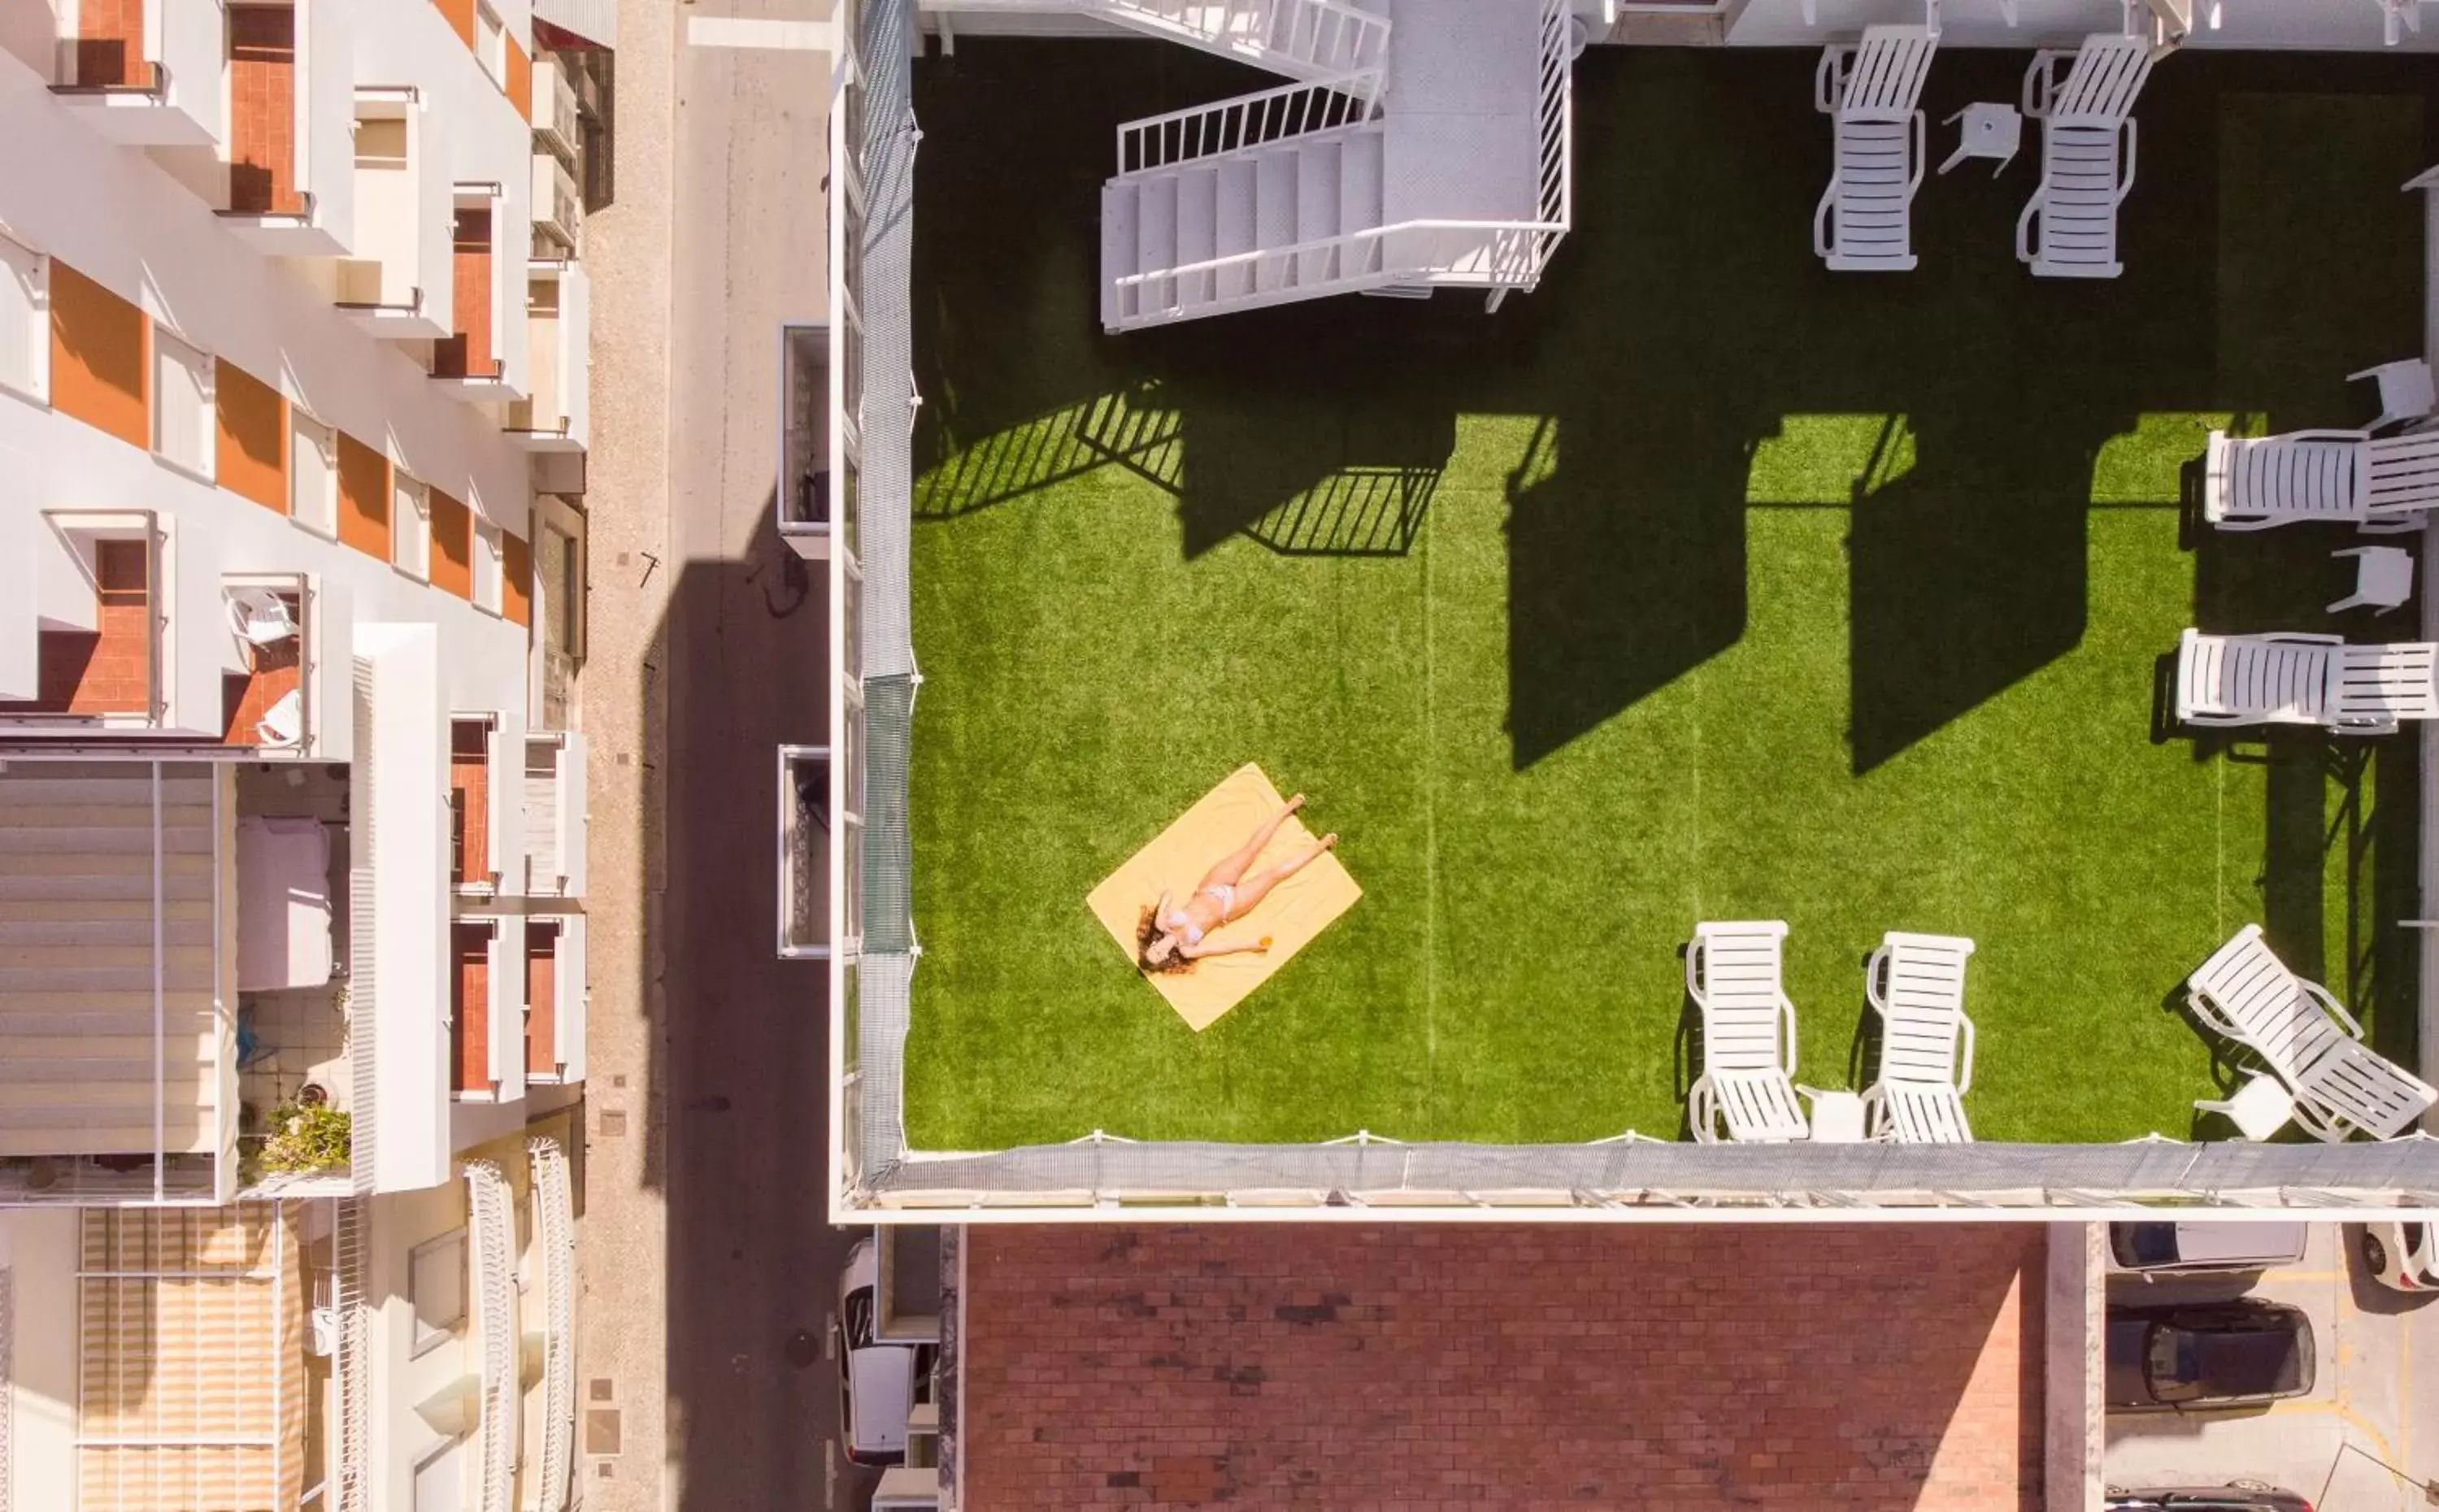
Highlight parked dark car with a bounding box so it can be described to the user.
[2105,1301,2315,1411]
[2106,1488,2313,1512]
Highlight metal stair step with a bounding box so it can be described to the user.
[1175,166,1219,307]
[1295,137,1343,285]
[1215,159,1259,299]
[1137,171,1180,312]
[1341,128,1385,276]
[1254,150,1299,290]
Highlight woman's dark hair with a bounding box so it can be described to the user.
[1137,906,1195,975]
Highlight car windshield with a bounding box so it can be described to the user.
[2146,1326,2205,1402]
[2114,1225,2179,1269]
[844,1286,878,1350]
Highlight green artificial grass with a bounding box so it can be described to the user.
[900,42,2429,1149]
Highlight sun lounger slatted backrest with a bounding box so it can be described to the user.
[2362,431,2439,521]
[2290,1041,2438,1142]
[2202,429,2367,529]
[1814,26,1937,273]
[2333,641,2439,726]
[2048,33,2152,121]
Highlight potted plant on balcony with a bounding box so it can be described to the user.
[262,1102,351,1175]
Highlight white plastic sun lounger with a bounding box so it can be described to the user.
[2186,924,2438,1141]
[2175,628,2439,734]
[1814,26,1937,273]
[2203,428,2439,532]
[2016,33,2152,279]
[1685,920,1808,1143]
[1859,932,1976,1143]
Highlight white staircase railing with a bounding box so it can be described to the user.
[528,1137,578,1512]
[332,1197,372,1512]
[1113,219,1561,326]
[464,1161,520,1512]
[1118,71,1382,174]
[1096,0,1391,75]
[1528,0,1574,278]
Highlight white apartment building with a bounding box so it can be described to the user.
[0,2,611,1508]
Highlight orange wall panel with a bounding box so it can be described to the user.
[430,489,473,599]
[435,0,476,50]
[501,532,533,627]
[215,359,289,513]
[505,37,532,120]
[49,261,149,450]
[337,432,391,562]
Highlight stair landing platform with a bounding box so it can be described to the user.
[1379,0,1543,224]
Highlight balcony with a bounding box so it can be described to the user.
[779,323,832,560]
[519,732,587,898]
[522,915,587,1083]
[532,149,582,255]
[333,88,451,341]
[450,916,528,1101]
[532,52,581,165]
[503,261,588,453]
[218,0,358,254]
[49,0,225,148]
[219,572,346,755]
[778,745,831,958]
[0,514,162,731]
[230,762,354,1194]
[433,186,521,402]
[450,715,523,894]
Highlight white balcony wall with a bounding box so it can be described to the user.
[303,0,359,241]
[359,622,452,1193]
[1723,0,2439,49]
[511,261,587,451]
[56,0,229,146]
[0,60,535,541]
[338,98,452,338]
[486,922,528,1103]
[0,1211,80,1512]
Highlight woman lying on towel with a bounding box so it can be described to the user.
[1137,793,1337,975]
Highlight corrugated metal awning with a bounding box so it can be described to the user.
[77,1204,305,1512]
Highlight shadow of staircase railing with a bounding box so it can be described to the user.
[915,387,1185,519]
[1239,464,1441,556]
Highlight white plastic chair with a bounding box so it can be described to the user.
[226,587,298,646]
[2350,358,2437,432]
[1859,932,1976,1143]
[2185,924,2437,1141]
[2174,628,2439,734]
[256,689,304,749]
[2015,33,2151,279]
[2202,428,2439,532]
[1813,26,1937,273]
[1685,920,1808,1143]
[2328,545,2414,616]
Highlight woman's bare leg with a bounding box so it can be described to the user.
[1224,833,1337,918]
[1200,794,1306,891]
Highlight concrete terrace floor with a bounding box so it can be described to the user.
[900,41,2431,1150]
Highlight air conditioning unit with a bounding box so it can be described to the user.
[532,151,582,253]
[532,54,580,164]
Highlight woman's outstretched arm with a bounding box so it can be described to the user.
[1181,934,1273,960]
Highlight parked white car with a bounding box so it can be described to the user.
[835,1237,932,1465]
[2359,1221,2439,1294]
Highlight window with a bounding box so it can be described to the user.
[0,232,44,402]
[151,327,215,480]
[411,1436,467,1512]
[475,2,506,86]
[473,518,504,614]
[393,470,432,580]
[291,411,338,535]
[408,1229,467,1356]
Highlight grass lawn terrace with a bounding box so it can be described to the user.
[899,41,2429,1151]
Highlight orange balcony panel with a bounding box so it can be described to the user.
[434,0,476,50]
[524,921,557,1075]
[502,531,533,628]
[336,431,390,562]
[506,37,532,121]
[227,6,302,215]
[215,358,288,513]
[450,921,491,1093]
[450,719,490,885]
[429,489,473,599]
[50,261,149,451]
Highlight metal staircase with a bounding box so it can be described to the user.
[1093,0,1575,331]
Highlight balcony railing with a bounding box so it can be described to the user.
[465,1160,520,1512]
[529,1138,578,1512]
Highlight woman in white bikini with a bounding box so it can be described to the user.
[1137,794,1337,975]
